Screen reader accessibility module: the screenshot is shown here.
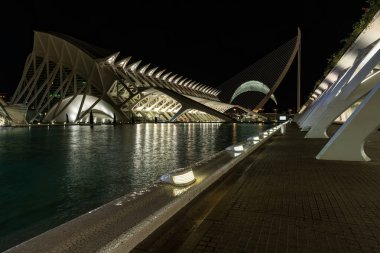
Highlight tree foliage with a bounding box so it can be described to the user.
[313,0,380,90]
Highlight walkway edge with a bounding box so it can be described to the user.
[98,123,286,253]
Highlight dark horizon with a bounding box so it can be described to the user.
[0,0,369,112]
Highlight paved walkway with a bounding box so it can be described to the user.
[133,123,380,253]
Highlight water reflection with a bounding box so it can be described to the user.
[0,123,270,251]
[232,123,237,143]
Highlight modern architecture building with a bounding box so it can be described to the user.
[4,32,263,125]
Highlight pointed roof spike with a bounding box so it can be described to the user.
[196,84,204,91]
[198,85,205,91]
[127,60,142,72]
[204,87,212,93]
[138,63,151,74]
[100,52,120,65]
[199,85,207,92]
[187,81,194,88]
[174,76,183,84]
[155,69,166,78]
[192,83,200,90]
[183,80,192,87]
[116,56,132,68]
[168,74,178,82]
[148,67,159,76]
[161,72,172,81]
[185,81,192,86]
[201,86,209,92]
[188,81,197,88]
[203,86,211,92]
[179,78,187,85]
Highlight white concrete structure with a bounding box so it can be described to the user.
[296,10,380,161]
[317,82,380,161]
[10,32,263,124]
[217,28,301,112]
[229,80,278,105]
[0,99,27,126]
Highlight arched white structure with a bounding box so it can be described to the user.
[45,95,119,123]
[229,80,278,105]
[218,28,301,112]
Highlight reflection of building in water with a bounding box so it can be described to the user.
[0,98,27,126]
[7,32,265,125]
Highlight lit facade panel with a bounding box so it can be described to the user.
[44,95,118,123]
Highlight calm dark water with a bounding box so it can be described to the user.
[0,123,270,250]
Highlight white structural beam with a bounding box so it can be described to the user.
[297,11,380,128]
[317,82,380,161]
[298,69,347,130]
[304,39,380,138]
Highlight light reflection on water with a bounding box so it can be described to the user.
[0,123,269,251]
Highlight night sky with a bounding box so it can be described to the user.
[0,0,368,112]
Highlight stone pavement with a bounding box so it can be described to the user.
[132,123,380,253]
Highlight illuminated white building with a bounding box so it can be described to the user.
[9,32,260,124]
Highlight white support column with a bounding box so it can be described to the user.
[170,106,188,122]
[299,97,326,131]
[305,40,380,138]
[305,70,380,138]
[300,68,351,131]
[316,82,380,161]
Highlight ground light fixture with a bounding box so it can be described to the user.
[160,168,196,186]
[247,136,260,145]
[225,144,246,157]
[233,145,244,152]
